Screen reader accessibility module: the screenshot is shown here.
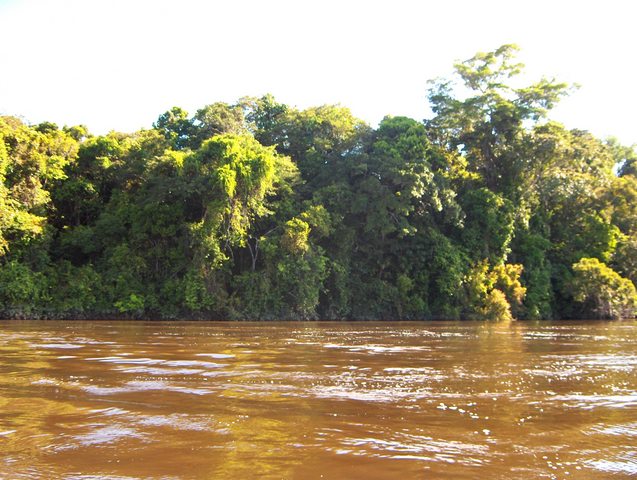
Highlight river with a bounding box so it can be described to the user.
[0,321,636,479]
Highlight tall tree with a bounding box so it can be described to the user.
[426,44,570,197]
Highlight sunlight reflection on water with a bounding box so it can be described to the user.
[0,320,636,479]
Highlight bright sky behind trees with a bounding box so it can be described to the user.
[1,0,635,144]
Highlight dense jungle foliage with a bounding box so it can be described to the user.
[1,45,636,320]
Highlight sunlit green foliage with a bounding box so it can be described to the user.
[463,260,526,321]
[427,44,570,196]
[0,260,49,316]
[0,45,635,320]
[571,258,637,319]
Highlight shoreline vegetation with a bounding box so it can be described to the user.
[1,45,636,321]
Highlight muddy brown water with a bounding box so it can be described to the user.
[0,320,636,479]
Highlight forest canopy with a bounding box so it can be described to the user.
[1,45,636,320]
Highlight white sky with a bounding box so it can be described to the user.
[1,0,635,145]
